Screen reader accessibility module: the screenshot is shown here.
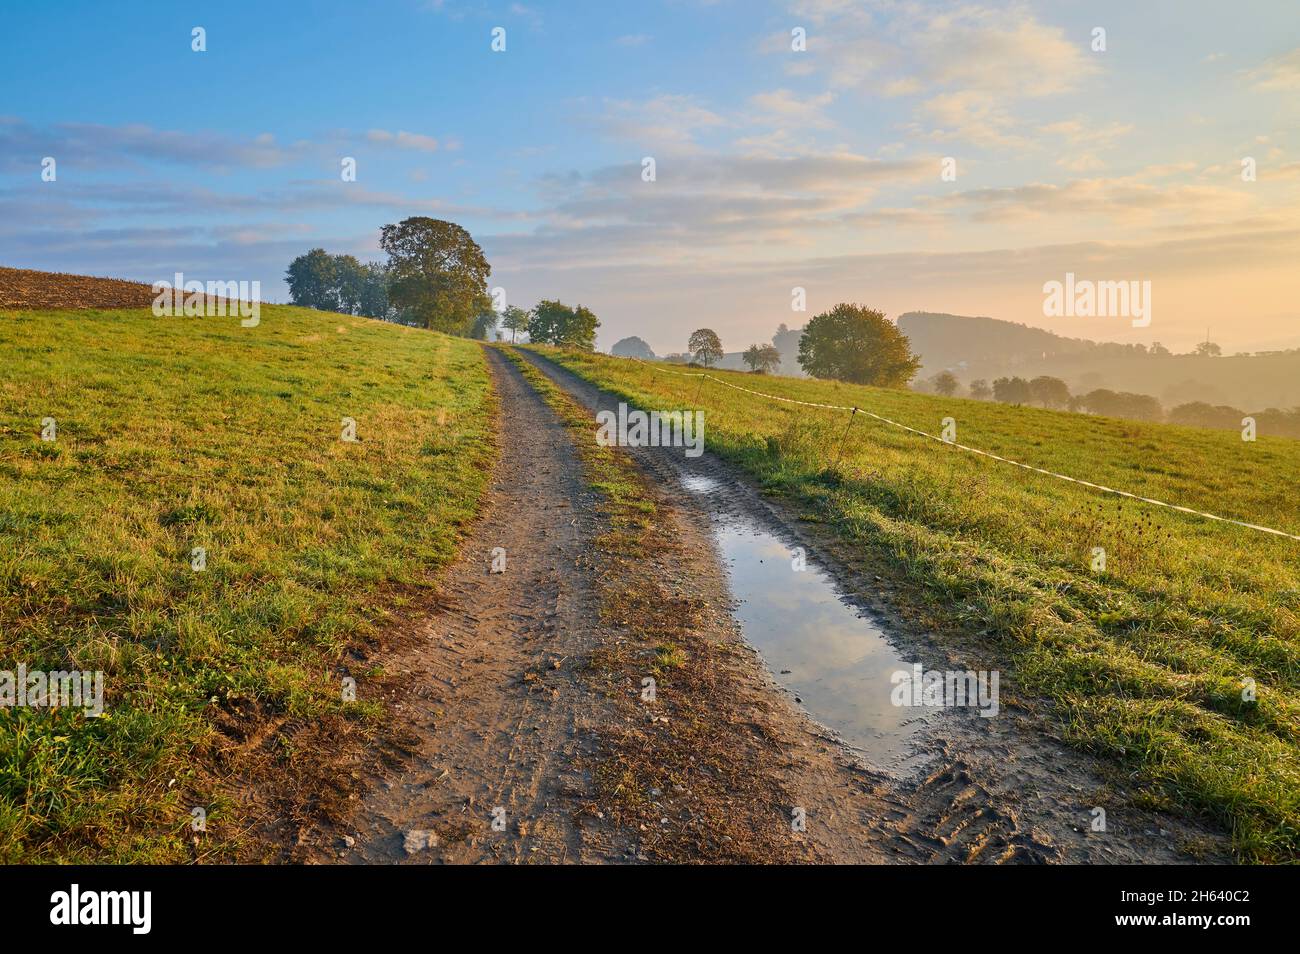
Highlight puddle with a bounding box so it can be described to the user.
[682,471,933,773]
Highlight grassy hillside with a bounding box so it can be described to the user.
[0,305,495,861]
[531,346,1300,861]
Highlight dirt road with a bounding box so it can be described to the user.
[294,346,1227,864]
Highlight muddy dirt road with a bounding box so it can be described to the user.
[295,346,1226,864]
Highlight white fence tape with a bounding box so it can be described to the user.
[631,359,1300,543]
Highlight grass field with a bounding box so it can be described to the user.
[530,345,1300,861]
[0,305,494,862]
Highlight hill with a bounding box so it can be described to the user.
[898,311,1300,410]
[0,299,495,861]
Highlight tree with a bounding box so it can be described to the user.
[611,336,656,360]
[471,309,498,340]
[1029,375,1071,409]
[688,328,723,367]
[1150,341,1171,356]
[286,251,391,319]
[500,305,530,343]
[1168,402,1245,429]
[969,379,992,400]
[743,343,781,373]
[1194,340,1223,357]
[379,217,490,334]
[1081,389,1163,421]
[354,262,391,320]
[992,376,1032,404]
[797,304,920,387]
[931,371,959,397]
[286,248,341,311]
[527,300,600,350]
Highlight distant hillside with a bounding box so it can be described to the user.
[898,311,1300,410]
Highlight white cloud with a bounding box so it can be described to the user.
[1246,46,1300,91]
[365,129,440,152]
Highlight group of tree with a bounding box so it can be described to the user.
[527,300,600,349]
[287,217,491,335]
[672,306,919,385]
[285,249,392,320]
[743,343,781,373]
[1168,402,1300,438]
[287,217,602,349]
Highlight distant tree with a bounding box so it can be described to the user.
[379,217,490,334]
[797,304,921,387]
[992,376,1033,405]
[689,328,724,367]
[611,336,656,360]
[1082,389,1163,421]
[968,379,992,401]
[500,305,530,343]
[742,343,781,373]
[286,248,341,311]
[931,371,959,397]
[1194,340,1223,357]
[1168,401,1245,429]
[471,309,498,340]
[1029,375,1071,409]
[1150,341,1171,356]
[527,300,599,350]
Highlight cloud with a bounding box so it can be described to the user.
[0,117,305,172]
[1246,46,1300,91]
[587,94,727,153]
[930,177,1254,224]
[364,129,440,152]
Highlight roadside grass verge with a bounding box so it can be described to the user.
[0,305,494,862]
[528,345,1300,862]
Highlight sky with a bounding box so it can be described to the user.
[2,0,1298,355]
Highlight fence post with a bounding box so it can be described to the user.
[832,407,859,469]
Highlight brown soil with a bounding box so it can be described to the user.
[0,267,160,310]
[0,266,260,311]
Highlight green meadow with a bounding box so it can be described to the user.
[529,346,1300,861]
[0,306,494,861]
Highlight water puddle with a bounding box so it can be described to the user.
[682,471,933,774]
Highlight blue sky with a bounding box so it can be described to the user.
[3,0,1298,353]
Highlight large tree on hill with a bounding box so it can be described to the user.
[688,328,723,367]
[797,304,920,387]
[527,300,600,350]
[379,217,491,334]
[286,248,341,311]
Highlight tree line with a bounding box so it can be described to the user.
[285,217,599,347]
[919,371,1300,436]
